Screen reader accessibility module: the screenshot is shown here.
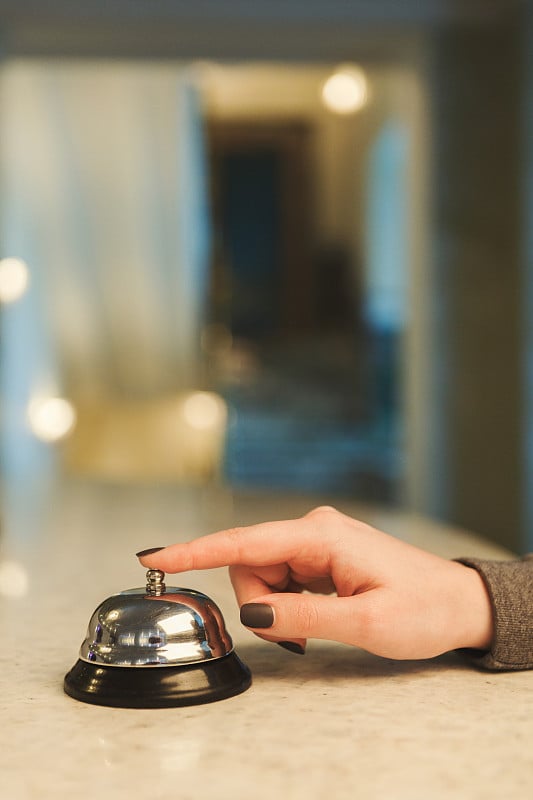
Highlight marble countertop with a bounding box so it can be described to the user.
[0,480,531,800]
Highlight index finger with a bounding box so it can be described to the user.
[137,519,309,574]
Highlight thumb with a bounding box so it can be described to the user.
[240,593,368,647]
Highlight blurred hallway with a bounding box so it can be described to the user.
[1,1,532,553]
[220,334,401,501]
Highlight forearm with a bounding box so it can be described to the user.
[455,555,533,671]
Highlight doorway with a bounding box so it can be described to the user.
[201,68,411,502]
[208,120,314,340]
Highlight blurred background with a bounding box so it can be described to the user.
[0,0,532,554]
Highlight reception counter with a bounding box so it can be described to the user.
[0,480,531,799]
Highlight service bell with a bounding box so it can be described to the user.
[64,569,251,707]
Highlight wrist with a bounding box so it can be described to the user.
[454,564,494,651]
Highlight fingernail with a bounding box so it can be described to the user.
[240,603,274,629]
[136,546,166,558]
[277,641,305,655]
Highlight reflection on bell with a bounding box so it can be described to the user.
[64,569,251,708]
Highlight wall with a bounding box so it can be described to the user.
[0,60,212,480]
[524,0,533,553]
[0,60,210,402]
[430,19,525,551]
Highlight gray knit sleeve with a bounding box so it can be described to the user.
[454,555,533,670]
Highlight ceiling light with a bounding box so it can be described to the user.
[321,67,368,115]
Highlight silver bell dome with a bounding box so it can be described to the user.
[64,569,251,708]
[80,569,233,667]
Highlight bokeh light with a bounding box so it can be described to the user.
[0,560,29,598]
[0,257,30,303]
[321,67,368,114]
[27,396,77,442]
[182,392,227,431]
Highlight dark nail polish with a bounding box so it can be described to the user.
[136,547,166,558]
[240,603,275,629]
[277,641,305,655]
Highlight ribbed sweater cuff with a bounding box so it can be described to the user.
[454,555,533,671]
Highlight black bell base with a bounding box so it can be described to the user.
[64,651,252,708]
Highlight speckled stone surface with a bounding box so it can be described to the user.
[0,480,531,800]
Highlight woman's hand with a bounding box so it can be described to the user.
[137,506,494,659]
